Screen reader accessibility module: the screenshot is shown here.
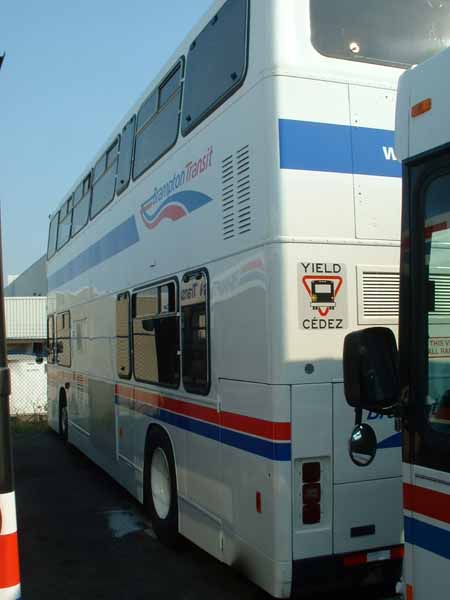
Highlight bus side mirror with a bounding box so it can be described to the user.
[343,327,399,413]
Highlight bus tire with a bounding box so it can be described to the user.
[59,391,68,444]
[144,428,180,549]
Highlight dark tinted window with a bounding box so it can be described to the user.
[182,0,249,135]
[132,282,179,387]
[310,0,450,69]
[133,64,182,179]
[72,174,92,237]
[137,91,157,130]
[47,214,59,259]
[94,154,107,183]
[117,116,136,195]
[159,65,181,107]
[116,293,131,379]
[56,311,71,367]
[74,183,83,205]
[181,271,209,395]
[83,173,91,194]
[57,197,73,250]
[91,138,119,218]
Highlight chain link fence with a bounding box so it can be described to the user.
[8,353,47,417]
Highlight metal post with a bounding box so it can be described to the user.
[0,53,22,600]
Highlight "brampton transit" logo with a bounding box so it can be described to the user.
[140,147,214,230]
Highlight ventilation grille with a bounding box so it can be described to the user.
[221,145,251,239]
[361,270,450,323]
[361,271,400,322]
[221,154,234,240]
[430,273,450,316]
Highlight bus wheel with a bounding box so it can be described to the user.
[59,392,68,443]
[144,428,179,549]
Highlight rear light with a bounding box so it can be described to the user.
[390,545,404,560]
[343,552,366,567]
[303,483,321,504]
[302,503,320,525]
[343,546,402,568]
[302,462,320,483]
[301,462,321,525]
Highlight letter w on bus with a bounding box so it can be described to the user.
[382,146,397,161]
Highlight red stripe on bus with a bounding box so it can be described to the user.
[0,532,20,589]
[404,483,450,525]
[221,412,291,440]
[116,384,291,441]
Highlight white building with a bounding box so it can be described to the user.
[4,256,48,416]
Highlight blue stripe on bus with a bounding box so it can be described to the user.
[377,431,402,449]
[119,396,291,461]
[47,216,139,290]
[404,515,450,560]
[279,119,401,178]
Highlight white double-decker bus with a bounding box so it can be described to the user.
[45,1,449,596]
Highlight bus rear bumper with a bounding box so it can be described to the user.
[292,553,402,597]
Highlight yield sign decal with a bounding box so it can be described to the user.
[302,275,343,317]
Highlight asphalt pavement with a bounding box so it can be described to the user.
[12,426,400,600]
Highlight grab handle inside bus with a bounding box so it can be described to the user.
[343,327,399,415]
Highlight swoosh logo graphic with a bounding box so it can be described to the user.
[141,190,213,230]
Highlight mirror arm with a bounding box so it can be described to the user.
[354,407,363,426]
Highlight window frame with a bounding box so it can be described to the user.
[56,196,74,251]
[132,277,180,389]
[181,0,250,137]
[90,136,121,220]
[70,172,93,239]
[180,268,211,396]
[116,291,132,380]
[47,314,55,365]
[132,58,184,182]
[47,213,59,260]
[117,116,136,196]
[56,310,71,368]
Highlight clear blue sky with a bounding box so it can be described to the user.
[0,0,213,281]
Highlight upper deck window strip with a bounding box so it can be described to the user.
[133,60,184,180]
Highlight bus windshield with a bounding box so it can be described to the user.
[310,0,450,69]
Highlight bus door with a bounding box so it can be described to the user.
[403,157,450,599]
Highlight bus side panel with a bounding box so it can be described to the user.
[219,379,292,598]
[291,383,333,560]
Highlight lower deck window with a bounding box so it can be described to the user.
[181,271,209,394]
[56,311,71,367]
[132,282,179,387]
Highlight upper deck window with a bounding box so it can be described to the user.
[181,0,249,135]
[117,116,136,196]
[310,0,450,69]
[90,138,119,219]
[47,214,59,259]
[133,63,183,180]
[57,197,73,250]
[72,173,92,237]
